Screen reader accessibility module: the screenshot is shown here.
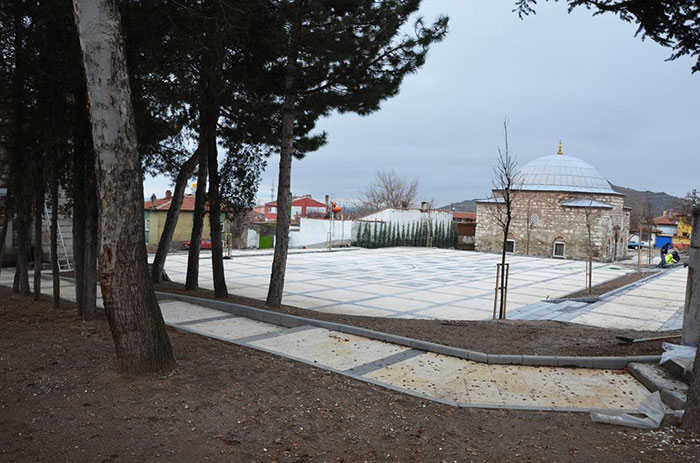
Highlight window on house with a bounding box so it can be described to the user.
[145,218,150,232]
[505,239,515,253]
[553,241,566,258]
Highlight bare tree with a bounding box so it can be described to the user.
[488,119,520,319]
[73,0,175,373]
[525,196,534,255]
[581,200,597,293]
[362,169,419,211]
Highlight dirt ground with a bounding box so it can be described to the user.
[1,288,699,462]
[564,271,653,299]
[156,280,677,357]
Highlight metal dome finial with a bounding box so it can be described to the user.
[557,140,563,155]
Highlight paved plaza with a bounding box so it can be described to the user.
[162,247,635,321]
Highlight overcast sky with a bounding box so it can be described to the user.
[143,0,700,207]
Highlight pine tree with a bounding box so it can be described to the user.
[265,1,449,307]
[451,222,459,249]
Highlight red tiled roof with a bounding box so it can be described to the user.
[453,212,476,220]
[266,196,327,208]
[653,215,676,226]
[144,195,203,212]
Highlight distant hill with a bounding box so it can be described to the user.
[441,186,684,216]
[439,199,478,212]
[610,184,684,217]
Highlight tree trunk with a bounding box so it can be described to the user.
[266,50,297,308]
[206,102,228,298]
[499,232,507,319]
[50,167,60,309]
[682,210,700,345]
[72,117,87,317]
[151,148,199,283]
[33,188,43,300]
[681,209,700,433]
[14,215,31,296]
[0,208,10,277]
[73,0,175,374]
[82,144,98,320]
[185,149,208,291]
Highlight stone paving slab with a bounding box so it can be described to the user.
[569,268,687,331]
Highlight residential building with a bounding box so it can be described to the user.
[652,211,692,250]
[144,190,225,247]
[262,194,328,222]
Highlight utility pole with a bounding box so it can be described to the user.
[682,208,700,345]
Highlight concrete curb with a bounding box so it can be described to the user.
[156,291,662,370]
[627,362,688,410]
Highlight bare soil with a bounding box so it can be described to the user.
[156,280,676,357]
[564,271,654,299]
[1,287,699,462]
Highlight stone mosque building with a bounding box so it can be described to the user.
[475,145,630,262]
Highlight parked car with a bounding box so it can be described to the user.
[627,241,640,250]
[182,238,212,250]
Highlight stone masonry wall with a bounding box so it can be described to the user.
[475,191,630,262]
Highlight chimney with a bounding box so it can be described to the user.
[165,190,172,199]
[663,210,668,217]
[150,193,157,208]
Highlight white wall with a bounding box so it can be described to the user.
[289,217,354,248]
[656,225,676,235]
[246,228,259,248]
[360,208,453,228]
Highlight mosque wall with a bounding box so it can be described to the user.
[475,191,630,262]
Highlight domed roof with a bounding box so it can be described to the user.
[518,153,618,195]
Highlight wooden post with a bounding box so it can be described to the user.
[493,264,500,320]
[637,227,642,273]
[493,263,509,320]
[681,209,700,345]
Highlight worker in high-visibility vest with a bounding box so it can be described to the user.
[665,251,678,265]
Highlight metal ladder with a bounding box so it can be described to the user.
[44,205,72,272]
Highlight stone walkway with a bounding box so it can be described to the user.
[158,299,653,411]
[511,267,687,331]
[161,248,631,321]
[571,267,687,331]
[1,275,654,412]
